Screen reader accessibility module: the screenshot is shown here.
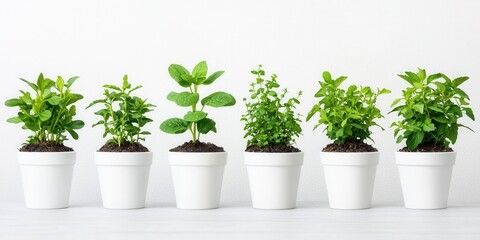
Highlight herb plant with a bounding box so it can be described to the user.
[307,71,390,144]
[160,61,236,142]
[5,73,85,144]
[87,75,155,146]
[390,68,475,150]
[241,65,302,148]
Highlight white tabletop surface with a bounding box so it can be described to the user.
[1,202,480,240]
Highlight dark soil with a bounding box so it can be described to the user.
[19,142,73,152]
[322,139,377,152]
[170,141,225,152]
[245,144,301,153]
[399,142,453,152]
[98,142,149,152]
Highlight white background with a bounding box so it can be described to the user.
[0,0,479,205]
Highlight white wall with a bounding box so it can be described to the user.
[1,0,479,204]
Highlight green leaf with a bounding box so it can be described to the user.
[168,64,191,87]
[391,98,403,108]
[103,84,122,91]
[47,96,62,105]
[184,111,207,122]
[7,117,22,124]
[172,92,199,107]
[201,91,236,107]
[37,75,55,91]
[334,76,347,87]
[202,71,224,85]
[160,118,189,134]
[20,78,38,91]
[465,107,475,121]
[412,104,424,113]
[192,61,208,80]
[39,110,52,121]
[197,118,217,134]
[67,120,85,130]
[452,76,469,88]
[406,131,424,150]
[4,98,23,107]
[56,76,65,91]
[322,71,332,82]
[67,129,79,140]
[66,76,80,87]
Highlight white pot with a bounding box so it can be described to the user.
[169,152,227,210]
[18,152,76,209]
[321,152,379,209]
[396,152,456,210]
[95,152,153,209]
[244,152,304,209]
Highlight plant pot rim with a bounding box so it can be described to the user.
[321,151,379,166]
[18,151,76,166]
[95,151,153,166]
[320,151,379,155]
[244,151,304,166]
[396,151,456,166]
[169,151,227,166]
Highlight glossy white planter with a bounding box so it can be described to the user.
[169,152,227,210]
[95,152,152,209]
[321,152,379,209]
[18,152,75,209]
[396,152,456,210]
[245,152,304,209]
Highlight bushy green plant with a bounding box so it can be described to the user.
[160,61,236,142]
[390,68,475,150]
[5,73,85,144]
[307,71,390,144]
[87,75,155,146]
[241,65,302,148]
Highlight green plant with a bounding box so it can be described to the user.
[160,61,236,142]
[241,65,302,148]
[390,68,475,150]
[87,75,155,146]
[307,71,390,144]
[5,73,85,144]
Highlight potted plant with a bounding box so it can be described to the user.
[5,73,85,209]
[241,65,303,210]
[307,71,390,209]
[390,68,475,209]
[160,61,236,210]
[87,75,155,209]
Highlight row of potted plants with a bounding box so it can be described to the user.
[4,62,475,210]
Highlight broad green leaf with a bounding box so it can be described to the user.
[37,76,55,91]
[39,110,52,121]
[201,91,236,107]
[184,111,207,122]
[417,68,426,80]
[173,92,199,107]
[192,61,208,80]
[160,118,189,134]
[202,71,224,85]
[465,107,475,121]
[391,98,403,108]
[65,93,84,105]
[197,118,216,134]
[378,88,391,95]
[103,84,122,91]
[427,73,442,83]
[412,104,424,113]
[7,117,22,124]
[168,64,191,87]
[67,120,85,129]
[406,131,424,150]
[334,76,347,87]
[322,71,332,82]
[47,96,62,105]
[4,98,23,107]
[67,129,79,140]
[452,76,469,88]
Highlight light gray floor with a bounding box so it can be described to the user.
[1,202,479,240]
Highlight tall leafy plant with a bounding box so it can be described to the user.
[390,68,475,150]
[160,61,236,142]
[241,65,302,149]
[307,71,390,144]
[5,73,85,145]
[87,75,155,146]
